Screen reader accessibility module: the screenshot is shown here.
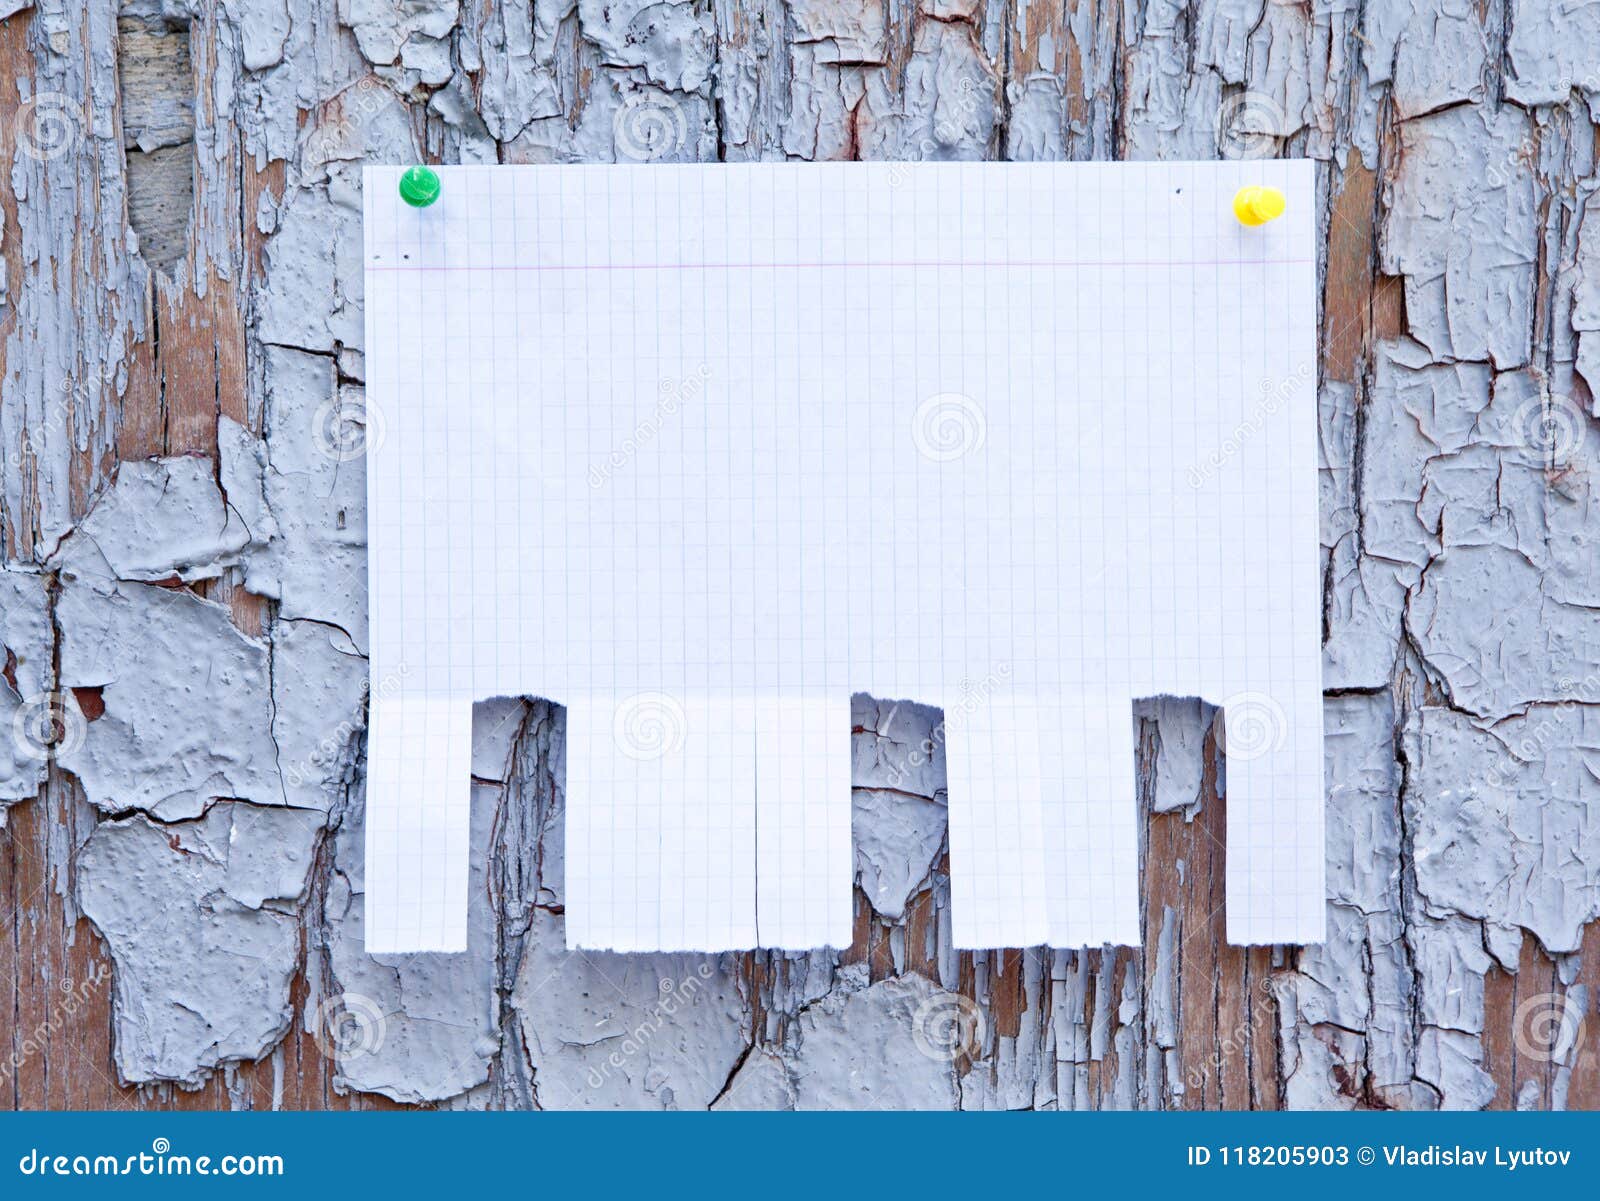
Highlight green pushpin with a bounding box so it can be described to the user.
[398,165,441,208]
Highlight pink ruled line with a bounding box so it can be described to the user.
[369,257,1315,272]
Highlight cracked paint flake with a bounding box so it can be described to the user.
[53,573,281,819]
[318,772,500,1103]
[243,346,369,651]
[49,454,264,584]
[511,908,749,1109]
[78,802,323,1087]
[786,971,961,1109]
[0,569,52,808]
[1410,704,1600,956]
[1381,105,1538,370]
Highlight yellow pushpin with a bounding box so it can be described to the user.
[1233,185,1285,226]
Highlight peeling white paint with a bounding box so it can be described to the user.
[55,577,280,819]
[79,803,322,1087]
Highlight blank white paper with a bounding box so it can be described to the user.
[362,161,1323,955]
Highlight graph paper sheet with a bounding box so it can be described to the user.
[362,161,1323,955]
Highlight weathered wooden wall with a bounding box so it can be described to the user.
[0,0,1595,1109]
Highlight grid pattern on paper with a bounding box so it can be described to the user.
[361,160,1323,954]
[362,696,472,953]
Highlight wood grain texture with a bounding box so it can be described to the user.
[0,0,1596,1109]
